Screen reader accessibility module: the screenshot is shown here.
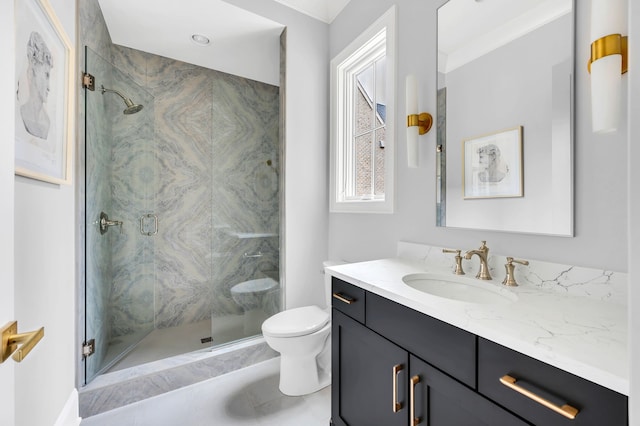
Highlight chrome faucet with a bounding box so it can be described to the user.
[464,241,492,280]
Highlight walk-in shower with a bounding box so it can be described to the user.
[83,45,282,385]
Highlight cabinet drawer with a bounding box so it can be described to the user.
[478,338,628,426]
[366,292,476,388]
[331,277,366,323]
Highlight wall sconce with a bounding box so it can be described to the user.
[406,74,433,168]
[589,0,628,134]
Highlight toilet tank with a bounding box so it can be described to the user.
[323,260,346,308]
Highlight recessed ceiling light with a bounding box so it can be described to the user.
[191,34,211,46]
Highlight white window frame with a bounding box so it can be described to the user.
[330,6,396,214]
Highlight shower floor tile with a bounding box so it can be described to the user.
[81,357,331,426]
[108,315,247,372]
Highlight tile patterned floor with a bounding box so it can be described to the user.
[81,358,331,426]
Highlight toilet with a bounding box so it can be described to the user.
[231,277,279,335]
[261,261,343,396]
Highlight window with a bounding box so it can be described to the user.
[330,6,396,213]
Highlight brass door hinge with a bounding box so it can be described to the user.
[82,72,95,91]
[82,339,95,358]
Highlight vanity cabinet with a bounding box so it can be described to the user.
[330,277,628,426]
[331,277,528,426]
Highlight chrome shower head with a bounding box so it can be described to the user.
[123,100,144,115]
[100,85,144,115]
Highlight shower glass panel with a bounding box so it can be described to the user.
[84,45,282,385]
[84,47,156,383]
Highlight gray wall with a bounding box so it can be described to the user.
[628,0,640,419]
[329,0,628,273]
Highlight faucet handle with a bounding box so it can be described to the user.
[502,257,529,286]
[442,249,465,275]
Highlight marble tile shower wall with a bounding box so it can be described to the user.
[110,45,281,329]
[108,66,156,338]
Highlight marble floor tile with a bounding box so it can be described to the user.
[81,358,331,426]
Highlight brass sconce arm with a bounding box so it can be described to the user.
[1,321,45,363]
[407,112,433,135]
[588,34,628,74]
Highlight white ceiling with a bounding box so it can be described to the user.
[99,0,287,85]
[438,0,571,73]
[272,0,351,24]
[98,0,350,86]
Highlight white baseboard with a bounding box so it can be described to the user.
[54,388,82,426]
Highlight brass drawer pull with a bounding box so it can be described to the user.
[499,375,579,420]
[410,375,421,425]
[332,292,355,305]
[393,364,404,413]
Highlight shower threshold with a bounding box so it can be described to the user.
[80,332,277,418]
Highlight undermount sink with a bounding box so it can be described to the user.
[402,273,517,305]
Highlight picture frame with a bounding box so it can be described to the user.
[14,0,74,184]
[463,126,523,199]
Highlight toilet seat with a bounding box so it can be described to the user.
[262,306,329,338]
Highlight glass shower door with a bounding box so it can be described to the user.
[84,47,156,383]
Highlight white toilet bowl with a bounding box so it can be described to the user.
[262,305,331,396]
[261,261,345,396]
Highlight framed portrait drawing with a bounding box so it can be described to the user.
[14,0,73,184]
[463,126,523,199]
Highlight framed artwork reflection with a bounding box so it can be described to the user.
[14,0,73,184]
[463,126,523,199]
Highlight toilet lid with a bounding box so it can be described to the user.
[262,306,330,338]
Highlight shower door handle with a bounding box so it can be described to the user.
[140,214,158,236]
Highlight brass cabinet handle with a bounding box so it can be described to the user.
[332,292,355,305]
[499,375,579,420]
[1,321,45,363]
[410,375,421,426]
[392,364,404,412]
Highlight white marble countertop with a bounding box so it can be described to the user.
[326,257,628,396]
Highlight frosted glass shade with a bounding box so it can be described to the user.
[590,0,626,133]
[591,55,622,134]
[407,127,418,168]
[406,74,418,168]
[591,0,625,40]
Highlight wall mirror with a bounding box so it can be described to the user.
[436,0,574,236]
